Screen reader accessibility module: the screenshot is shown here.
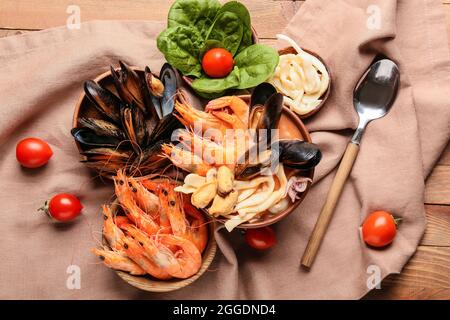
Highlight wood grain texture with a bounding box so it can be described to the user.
[0,0,449,300]
[425,166,450,205]
[364,246,450,299]
[0,0,299,38]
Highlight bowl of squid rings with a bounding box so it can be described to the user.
[270,34,331,119]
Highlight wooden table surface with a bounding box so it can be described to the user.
[0,0,449,300]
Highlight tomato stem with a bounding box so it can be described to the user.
[393,217,403,227]
[37,200,52,219]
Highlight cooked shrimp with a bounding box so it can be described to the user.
[162,143,213,176]
[121,224,177,272]
[102,204,125,251]
[156,234,202,279]
[114,215,132,229]
[184,204,208,253]
[114,170,159,235]
[138,179,172,233]
[174,129,239,167]
[128,177,160,217]
[91,248,146,276]
[164,186,188,237]
[175,100,231,136]
[205,96,249,130]
[119,234,172,280]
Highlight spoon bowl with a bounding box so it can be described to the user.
[352,59,400,143]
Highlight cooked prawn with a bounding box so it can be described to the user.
[162,143,213,176]
[175,99,231,136]
[164,186,188,237]
[119,234,172,280]
[102,204,125,251]
[156,234,202,279]
[128,177,160,217]
[205,96,249,130]
[114,169,159,235]
[91,248,146,276]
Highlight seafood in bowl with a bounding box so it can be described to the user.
[91,169,216,291]
[269,34,331,118]
[72,61,182,177]
[164,83,322,230]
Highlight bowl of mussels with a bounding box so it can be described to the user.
[72,61,184,178]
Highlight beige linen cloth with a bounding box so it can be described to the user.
[1,0,449,299]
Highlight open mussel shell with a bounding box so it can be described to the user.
[144,66,164,119]
[121,105,147,153]
[250,82,277,108]
[71,127,122,148]
[248,92,283,145]
[78,118,125,139]
[235,146,273,180]
[159,63,178,118]
[111,61,146,113]
[84,80,123,124]
[147,113,182,145]
[273,139,322,170]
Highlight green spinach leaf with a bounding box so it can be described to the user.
[206,11,243,56]
[217,1,253,53]
[191,66,240,94]
[198,40,226,60]
[168,0,221,39]
[234,44,279,89]
[157,25,204,78]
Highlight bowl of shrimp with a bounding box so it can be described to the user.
[91,170,216,292]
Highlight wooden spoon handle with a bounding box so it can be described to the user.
[301,142,360,269]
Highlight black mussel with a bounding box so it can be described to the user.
[251,93,283,146]
[84,80,123,124]
[248,105,263,130]
[71,127,121,148]
[147,113,182,144]
[81,148,133,174]
[121,106,147,153]
[235,146,273,180]
[145,66,164,98]
[78,118,125,139]
[81,148,132,161]
[144,66,163,119]
[159,63,177,117]
[250,82,277,108]
[111,61,146,113]
[273,140,322,170]
[132,139,171,175]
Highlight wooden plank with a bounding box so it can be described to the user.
[422,205,450,247]
[365,246,450,299]
[0,0,298,38]
[438,143,450,165]
[425,166,450,205]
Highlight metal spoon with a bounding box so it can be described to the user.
[301,59,400,269]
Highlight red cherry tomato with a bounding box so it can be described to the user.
[40,193,83,222]
[362,211,397,248]
[245,227,277,250]
[202,48,234,78]
[16,137,53,168]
